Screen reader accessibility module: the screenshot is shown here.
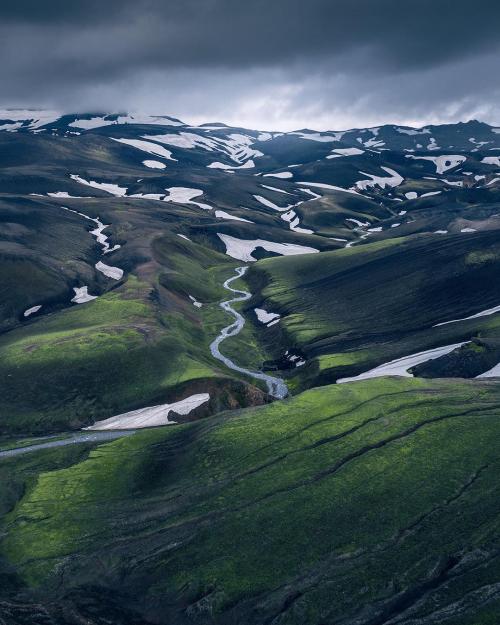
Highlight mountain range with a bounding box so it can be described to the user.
[1,110,500,624]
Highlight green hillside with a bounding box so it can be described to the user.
[247,229,500,388]
[2,377,500,624]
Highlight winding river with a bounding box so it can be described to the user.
[209,266,288,399]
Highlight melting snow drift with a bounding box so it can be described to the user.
[164,187,212,210]
[255,308,281,326]
[143,160,167,169]
[111,138,176,160]
[95,261,124,280]
[85,393,210,430]
[24,305,42,317]
[337,342,468,383]
[405,154,466,174]
[71,286,97,304]
[217,233,319,262]
[70,175,127,197]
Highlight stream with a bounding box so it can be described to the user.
[209,266,288,399]
[0,430,134,460]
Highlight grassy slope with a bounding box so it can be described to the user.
[1,378,500,624]
[0,276,197,433]
[246,229,500,388]
[0,230,278,436]
[154,233,274,377]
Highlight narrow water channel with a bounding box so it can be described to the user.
[209,266,288,399]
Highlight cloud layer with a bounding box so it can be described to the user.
[2,0,500,130]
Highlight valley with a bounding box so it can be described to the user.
[1,111,500,624]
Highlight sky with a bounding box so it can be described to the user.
[1,0,500,131]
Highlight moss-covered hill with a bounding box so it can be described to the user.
[2,377,500,624]
[0,233,275,435]
[246,229,500,390]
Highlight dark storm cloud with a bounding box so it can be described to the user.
[1,0,500,129]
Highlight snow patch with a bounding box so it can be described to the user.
[70,114,183,130]
[421,191,442,197]
[189,295,203,308]
[337,342,468,383]
[61,206,119,254]
[297,182,361,196]
[70,175,127,197]
[482,156,500,167]
[95,261,123,280]
[355,167,404,190]
[68,117,115,130]
[85,393,210,430]
[0,122,23,132]
[261,184,292,195]
[255,308,280,325]
[346,218,369,227]
[477,362,500,378]
[290,131,344,142]
[434,303,500,327]
[144,131,262,164]
[254,195,292,212]
[217,233,318,262]
[47,191,89,199]
[164,187,212,210]
[281,209,313,234]
[215,210,253,223]
[71,286,97,304]
[405,154,466,174]
[128,193,164,200]
[24,305,42,317]
[395,126,431,135]
[263,171,293,179]
[426,137,439,150]
[207,160,255,170]
[327,147,365,159]
[0,109,61,130]
[143,160,167,169]
[111,138,176,160]
[363,137,385,149]
[300,188,322,200]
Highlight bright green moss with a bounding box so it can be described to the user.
[3,377,500,623]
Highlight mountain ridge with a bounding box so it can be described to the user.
[1,108,499,137]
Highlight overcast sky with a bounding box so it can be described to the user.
[1,0,500,130]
